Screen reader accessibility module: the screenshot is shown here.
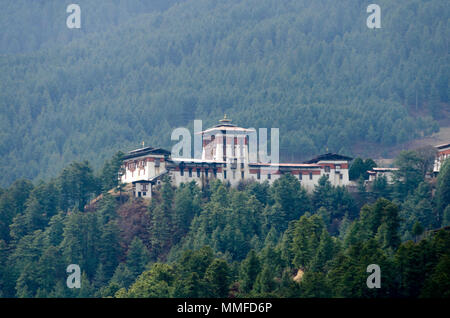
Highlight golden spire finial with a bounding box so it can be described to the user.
[142,141,145,148]
[219,114,231,123]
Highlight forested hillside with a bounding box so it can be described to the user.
[0,0,448,187]
[0,0,185,54]
[0,149,449,298]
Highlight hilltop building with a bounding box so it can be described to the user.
[120,117,353,198]
[433,143,450,175]
[367,167,399,184]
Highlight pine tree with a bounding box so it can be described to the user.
[110,263,134,289]
[173,271,202,297]
[436,159,450,224]
[412,221,424,243]
[443,205,450,227]
[421,254,450,298]
[98,220,121,281]
[239,250,260,294]
[291,214,325,268]
[299,271,330,298]
[253,264,276,296]
[127,237,150,278]
[149,178,175,259]
[310,228,335,272]
[204,259,230,297]
[349,158,365,180]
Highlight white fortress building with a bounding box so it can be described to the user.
[433,143,450,176]
[120,117,353,198]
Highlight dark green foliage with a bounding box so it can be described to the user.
[372,175,390,199]
[356,198,401,251]
[173,180,264,261]
[291,213,325,269]
[421,254,450,298]
[97,220,122,280]
[312,175,358,225]
[59,161,99,212]
[412,221,424,242]
[204,259,231,297]
[443,206,450,227]
[126,237,150,278]
[436,159,450,224]
[327,239,398,298]
[309,229,336,272]
[394,150,431,199]
[0,0,444,188]
[0,151,449,298]
[399,182,435,240]
[265,174,311,233]
[299,271,331,298]
[0,180,34,243]
[149,177,176,260]
[239,250,260,294]
[173,181,201,242]
[99,151,125,193]
[349,158,377,181]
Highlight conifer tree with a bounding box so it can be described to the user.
[239,250,260,294]
[204,259,230,297]
[127,237,150,278]
[436,159,450,224]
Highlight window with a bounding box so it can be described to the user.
[232,158,237,169]
[155,159,160,167]
[268,173,271,180]
[180,168,184,176]
[309,172,313,180]
[340,173,343,180]
[223,170,227,179]
[143,192,146,196]
[299,173,302,180]
[142,184,148,191]
[257,172,261,180]
[325,166,330,173]
[241,171,244,179]
[213,168,217,178]
[188,168,192,177]
[197,169,201,177]
[205,168,209,178]
[240,162,244,169]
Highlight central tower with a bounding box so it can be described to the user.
[198,115,255,165]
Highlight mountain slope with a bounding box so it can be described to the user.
[0,0,448,186]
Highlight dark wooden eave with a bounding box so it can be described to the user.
[123,147,171,160]
[303,153,353,164]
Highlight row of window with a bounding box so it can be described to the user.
[255,171,314,180]
[257,171,341,180]
[324,165,341,172]
[179,168,246,180]
[178,169,342,181]
[126,159,161,170]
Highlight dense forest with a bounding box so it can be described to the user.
[0,0,186,54]
[1,0,449,187]
[0,147,449,298]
